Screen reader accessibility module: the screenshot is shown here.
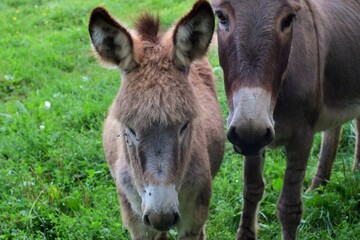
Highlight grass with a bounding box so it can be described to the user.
[1,0,359,239]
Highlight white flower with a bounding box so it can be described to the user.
[23,181,35,187]
[4,74,14,80]
[40,124,45,130]
[82,76,89,82]
[44,101,51,109]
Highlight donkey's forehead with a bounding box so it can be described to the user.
[213,0,293,14]
[128,43,180,86]
[139,43,172,68]
[116,47,199,130]
[213,0,289,6]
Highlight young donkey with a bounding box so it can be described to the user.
[212,0,360,239]
[89,1,225,239]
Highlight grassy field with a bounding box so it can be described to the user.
[1,0,359,239]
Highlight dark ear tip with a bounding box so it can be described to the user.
[199,1,215,26]
[90,7,107,16]
[89,7,117,37]
[89,7,110,26]
[195,0,212,8]
[193,1,215,25]
[194,0,214,13]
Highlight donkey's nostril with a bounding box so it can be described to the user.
[143,214,151,226]
[227,126,240,145]
[173,212,180,226]
[262,127,274,145]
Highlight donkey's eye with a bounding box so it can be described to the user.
[215,10,229,29]
[180,121,190,135]
[281,14,295,32]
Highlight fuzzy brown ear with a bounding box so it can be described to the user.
[88,7,139,72]
[172,0,215,69]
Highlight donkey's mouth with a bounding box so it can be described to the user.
[143,211,180,232]
[233,144,261,156]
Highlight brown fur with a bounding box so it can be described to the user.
[112,41,200,131]
[89,1,224,239]
[212,0,360,239]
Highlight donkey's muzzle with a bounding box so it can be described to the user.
[227,125,274,156]
[143,210,180,231]
[227,87,275,156]
[142,184,180,231]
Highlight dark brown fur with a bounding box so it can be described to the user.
[135,13,160,43]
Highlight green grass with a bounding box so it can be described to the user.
[1,0,359,239]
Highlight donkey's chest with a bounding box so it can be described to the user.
[271,103,360,146]
[315,103,360,131]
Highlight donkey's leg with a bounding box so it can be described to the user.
[118,191,161,240]
[177,207,209,240]
[353,118,360,172]
[277,131,313,240]
[157,233,169,240]
[307,126,341,191]
[237,154,265,240]
[178,184,212,240]
[178,226,206,240]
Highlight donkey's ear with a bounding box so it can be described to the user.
[172,0,215,68]
[89,7,139,72]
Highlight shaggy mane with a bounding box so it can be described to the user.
[135,13,160,43]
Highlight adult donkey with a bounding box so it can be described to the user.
[211,0,360,239]
[89,1,224,239]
